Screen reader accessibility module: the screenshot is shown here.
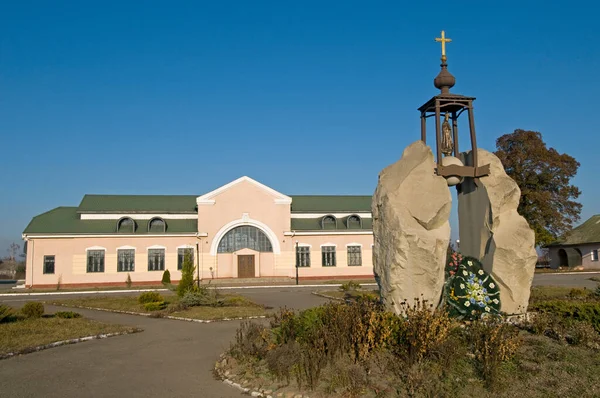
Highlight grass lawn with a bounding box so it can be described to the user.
[50,293,269,320]
[0,317,136,356]
[318,289,380,300]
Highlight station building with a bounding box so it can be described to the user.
[22,176,374,288]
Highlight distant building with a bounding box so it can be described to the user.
[547,215,600,269]
[22,177,374,288]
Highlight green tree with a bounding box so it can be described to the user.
[177,252,195,297]
[495,129,582,247]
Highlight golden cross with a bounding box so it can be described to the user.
[435,30,452,62]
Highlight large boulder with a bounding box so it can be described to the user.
[372,141,451,314]
[458,149,537,314]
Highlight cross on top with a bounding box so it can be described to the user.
[435,30,452,63]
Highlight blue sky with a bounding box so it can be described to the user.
[1,0,598,253]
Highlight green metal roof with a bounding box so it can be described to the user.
[291,216,372,231]
[548,215,600,246]
[77,195,198,214]
[289,195,372,213]
[24,207,197,235]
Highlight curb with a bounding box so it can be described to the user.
[0,329,141,360]
[215,354,309,398]
[51,303,267,324]
[311,291,346,302]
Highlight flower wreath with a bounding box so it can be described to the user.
[445,255,501,319]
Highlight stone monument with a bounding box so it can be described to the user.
[373,31,537,315]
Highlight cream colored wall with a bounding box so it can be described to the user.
[198,179,291,252]
[280,234,374,278]
[25,236,199,287]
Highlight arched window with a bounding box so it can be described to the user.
[217,226,273,253]
[148,217,166,233]
[347,215,362,229]
[117,217,136,233]
[322,215,337,230]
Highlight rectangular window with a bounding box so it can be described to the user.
[87,250,105,273]
[322,246,336,267]
[117,249,135,272]
[296,246,311,267]
[593,249,599,262]
[43,255,55,274]
[177,248,194,270]
[148,249,165,271]
[347,246,362,266]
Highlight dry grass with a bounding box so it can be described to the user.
[50,293,268,320]
[0,317,135,355]
[170,306,266,320]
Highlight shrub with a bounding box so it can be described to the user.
[465,317,521,388]
[567,288,589,299]
[339,281,361,292]
[180,289,223,308]
[161,269,171,285]
[0,304,14,323]
[265,342,301,385]
[397,298,452,365]
[21,302,44,318]
[138,291,164,304]
[567,321,599,347]
[54,311,82,319]
[230,321,270,360]
[144,301,167,311]
[177,251,195,297]
[531,300,600,332]
[594,284,600,298]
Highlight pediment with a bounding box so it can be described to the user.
[196,176,292,206]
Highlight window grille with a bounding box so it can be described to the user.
[322,246,336,267]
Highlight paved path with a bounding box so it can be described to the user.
[0,290,330,398]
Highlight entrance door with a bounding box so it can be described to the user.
[237,255,255,278]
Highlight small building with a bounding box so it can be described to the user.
[22,176,375,288]
[546,215,600,269]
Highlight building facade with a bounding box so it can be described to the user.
[22,177,375,288]
[547,214,600,269]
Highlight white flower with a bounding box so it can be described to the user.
[493,299,499,304]
[467,261,473,266]
[473,283,480,290]
[489,283,495,289]
[485,307,490,312]
[462,270,468,276]
[478,270,484,275]
[460,283,465,289]
[464,301,471,307]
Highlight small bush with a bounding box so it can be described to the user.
[21,302,44,318]
[230,321,270,360]
[594,284,600,298]
[531,300,600,332]
[397,298,452,365]
[265,342,301,385]
[0,304,14,323]
[568,288,589,299]
[138,291,164,304]
[144,301,167,311]
[161,269,171,285]
[567,321,599,346]
[180,289,223,308]
[465,317,521,388]
[125,273,132,288]
[54,311,82,319]
[339,281,361,292]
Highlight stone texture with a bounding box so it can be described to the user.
[458,149,537,314]
[372,141,451,313]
